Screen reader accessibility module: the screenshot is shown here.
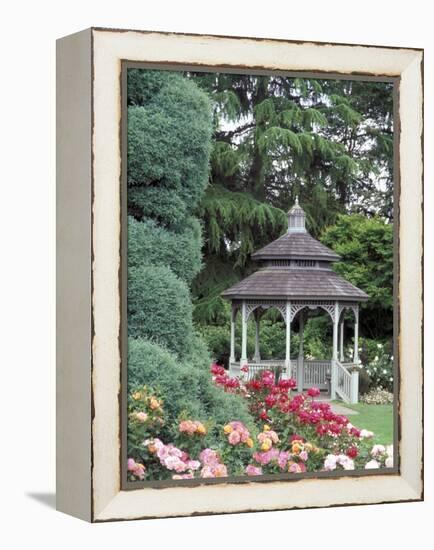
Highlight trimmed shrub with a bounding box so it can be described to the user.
[128,216,202,284]
[128,264,193,357]
[128,69,169,106]
[128,187,188,228]
[128,338,203,420]
[127,70,212,213]
[128,338,256,444]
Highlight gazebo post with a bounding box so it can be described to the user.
[353,305,360,364]
[331,301,339,399]
[285,301,291,379]
[229,304,236,366]
[297,310,304,392]
[241,300,248,367]
[339,318,345,361]
[253,309,261,362]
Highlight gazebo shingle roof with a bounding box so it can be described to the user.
[222,268,369,301]
[252,231,340,261]
[222,199,368,304]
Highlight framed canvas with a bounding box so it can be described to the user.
[56,27,423,522]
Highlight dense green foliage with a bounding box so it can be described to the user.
[128,264,193,357]
[186,73,394,326]
[127,69,212,357]
[127,70,213,222]
[128,216,202,284]
[321,214,393,339]
[127,68,255,432]
[128,338,256,443]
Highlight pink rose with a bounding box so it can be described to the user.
[187,460,201,471]
[245,464,263,476]
[299,450,308,461]
[199,448,219,467]
[214,464,228,477]
[228,430,241,445]
[200,465,215,478]
[277,451,290,470]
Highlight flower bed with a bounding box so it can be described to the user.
[127,364,394,481]
[360,388,394,405]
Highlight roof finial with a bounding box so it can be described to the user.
[288,197,306,233]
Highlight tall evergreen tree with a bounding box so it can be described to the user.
[188,72,393,326]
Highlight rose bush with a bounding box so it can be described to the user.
[127,366,393,481]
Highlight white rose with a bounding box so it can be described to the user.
[371,444,386,457]
[338,455,355,470]
[360,429,374,439]
[324,454,338,471]
[365,459,380,469]
[385,456,393,468]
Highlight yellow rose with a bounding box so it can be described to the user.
[304,443,313,452]
[261,439,272,452]
[246,437,254,448]
[132,392,141,400]
[223,424,233,434]
[196,424,207,435]
[149,397,160,410]
[292,442,302,454]
[263,424,271,432]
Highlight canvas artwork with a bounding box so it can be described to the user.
[124,67,396,486]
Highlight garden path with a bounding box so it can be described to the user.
[324,401,359,416]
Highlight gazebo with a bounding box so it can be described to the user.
[222,199,368,404]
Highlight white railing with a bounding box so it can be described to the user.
[335,361,359,403]
[230,359,330,388]
[304,360,331,389]
[246,361,284,381]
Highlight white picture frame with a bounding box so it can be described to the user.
[56,27,423,522]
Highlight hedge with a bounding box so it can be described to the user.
[128,216,202,284]
[127,70,212,214]
[128,264,193,357]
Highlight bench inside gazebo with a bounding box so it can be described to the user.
[222,199,368,404]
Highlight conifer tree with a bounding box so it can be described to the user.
[188,72,394,326]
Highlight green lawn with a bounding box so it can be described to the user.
[334,402,394,445]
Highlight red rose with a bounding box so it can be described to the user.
[307,387,321,398]
[350,427,361,438]
[346,446,358,458]
[265,394,277,409]
[308,412,321,425]
[210,363,225,376]
[316,424,328,436]
[329,423,342,435]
